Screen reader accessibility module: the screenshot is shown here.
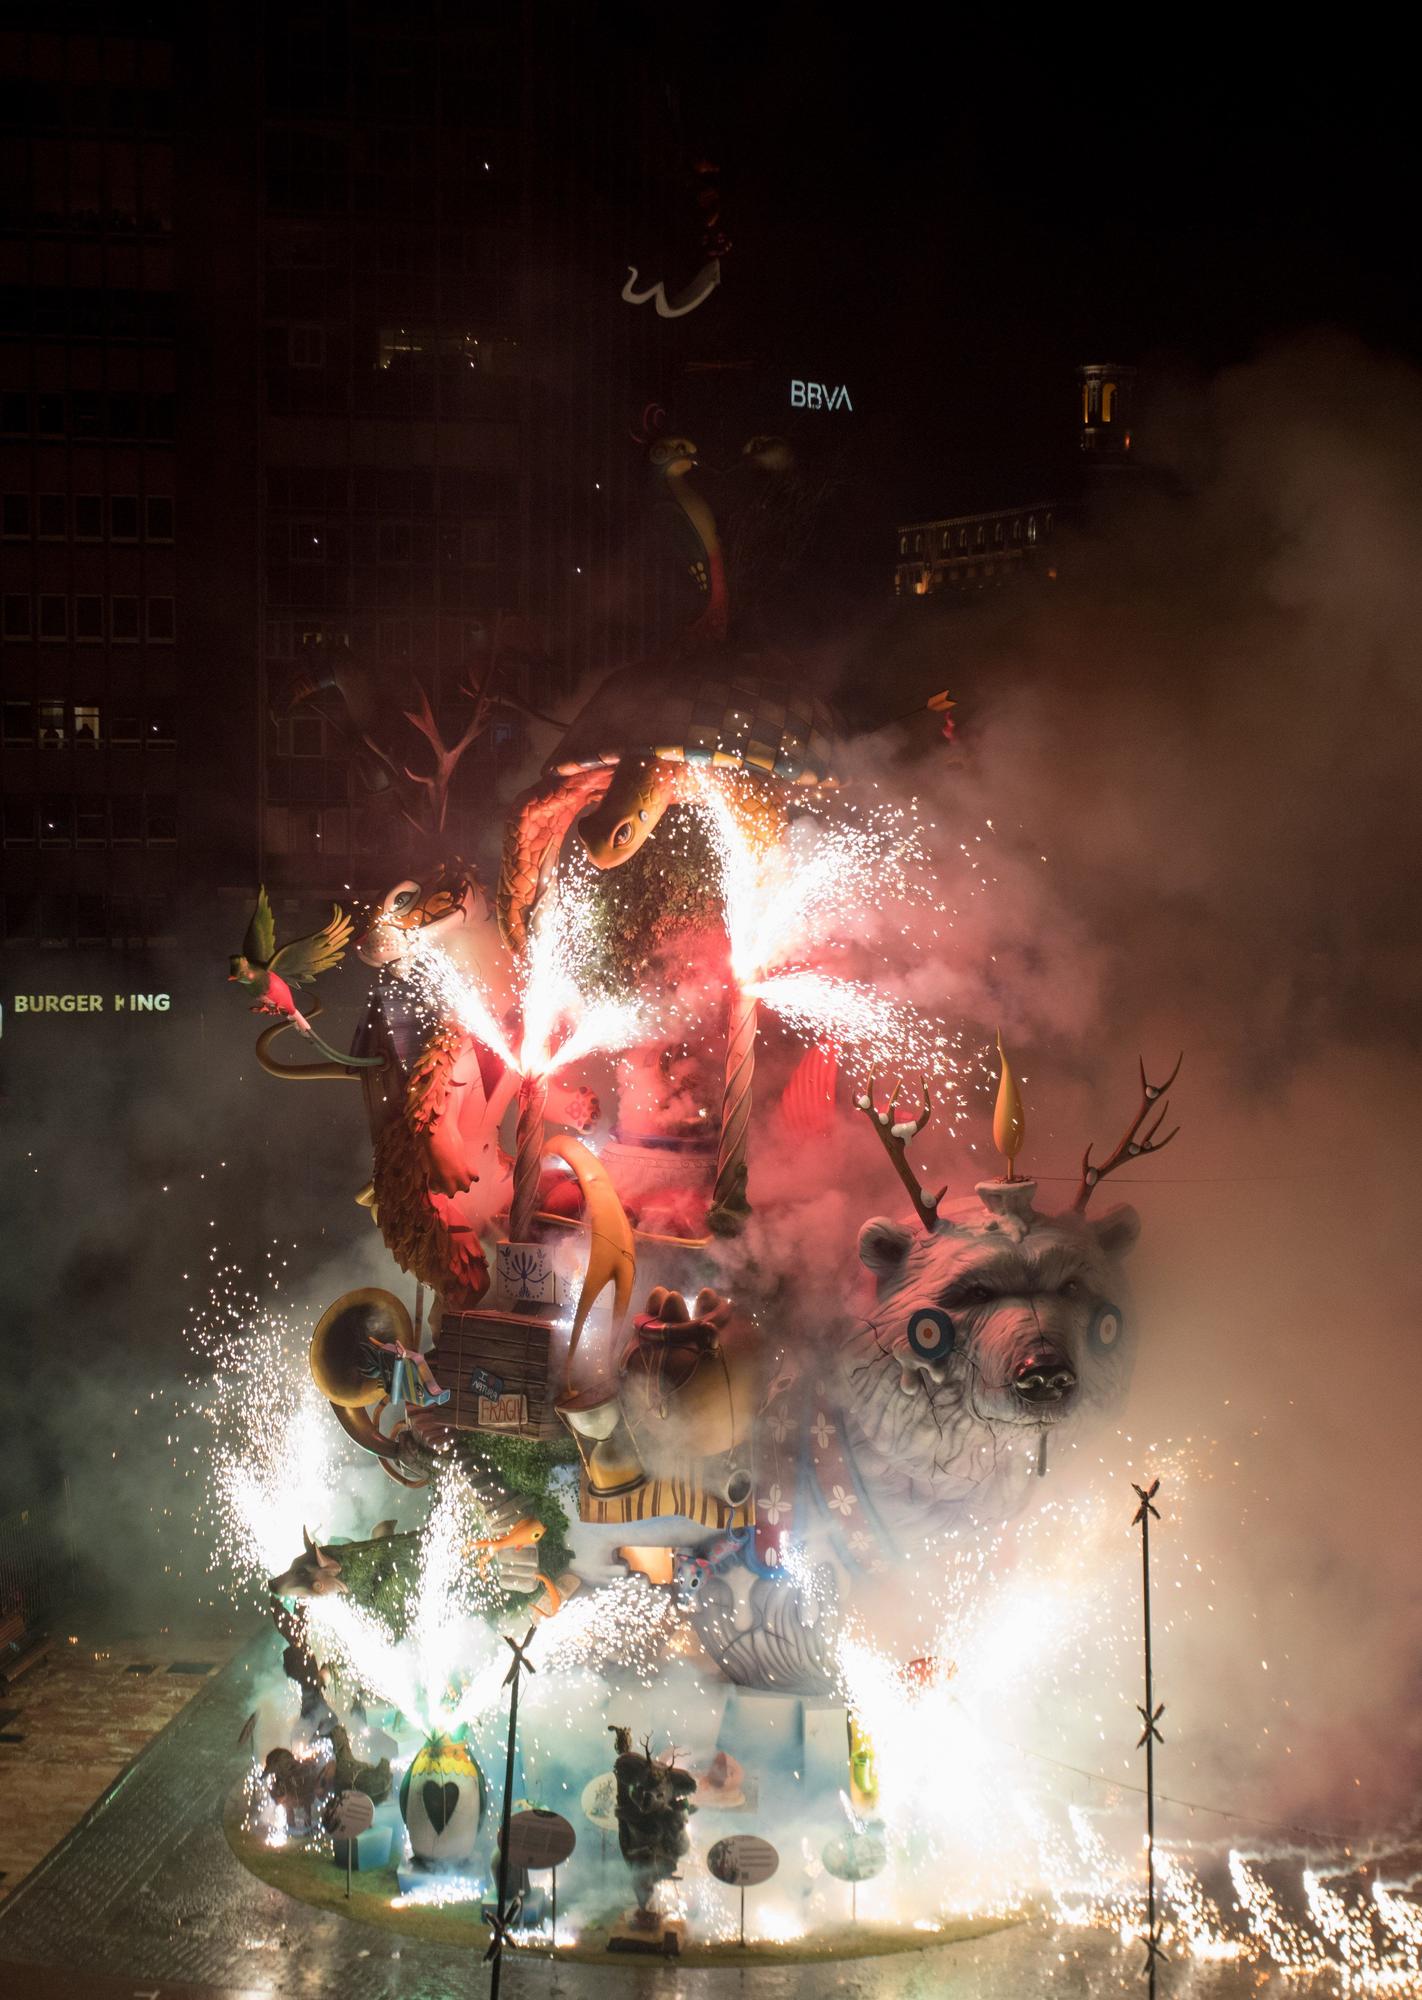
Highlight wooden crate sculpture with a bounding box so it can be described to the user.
[429,1308,565,1441]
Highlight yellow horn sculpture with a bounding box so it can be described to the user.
[544,1134,635,1371]
[993,1029,1026,1180]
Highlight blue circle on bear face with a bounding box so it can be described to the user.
[1089,1301,1125,1355]
[906,1306,956,1362]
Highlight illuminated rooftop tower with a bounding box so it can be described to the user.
[1079,362,1135,463]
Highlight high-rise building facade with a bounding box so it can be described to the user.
[0,12,182,957]
[189,5,678,912]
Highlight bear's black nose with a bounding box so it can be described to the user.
[1013,1352,1077,1404]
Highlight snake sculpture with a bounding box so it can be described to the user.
[496,429,843,950]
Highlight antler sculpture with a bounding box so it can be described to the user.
[399,662,495,834]
[1073,1055,1183,1211]
[856,1079,945,1232]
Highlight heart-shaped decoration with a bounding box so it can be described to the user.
[423,1778,460,1833]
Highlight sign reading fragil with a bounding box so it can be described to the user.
[790,380,853,411]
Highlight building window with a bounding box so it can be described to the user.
[40,895,74,946]
[37,493,66,539]
[145,394,176,440]
[72,390,104,438]
[464,519,496,563]
[111,595,140,641]
[146,796,177,842]
[2,700,33,746]
[38,699,66,748]
[145,495,174,541]
[993,521,1004,546]
[3,799,35,843]
[975,525,986,549]
[1027,515,1038,544]
[913,532,923,553]
[1012,518,1022,542]
[111,495,140,541]
[111,798,143,842]
[898,534,907,555]
[3,891,38,940]
[74,494,103,540]
[0,392,28,435]
[1044,512,1054,534]
[288,324,326,367]
[36,393,64,436]
[147,705,175,746]
[75,595,105,641]
[76,804,107,845]
[1101,382,1116,422]
[147,595,176,642]
[74,703,101,746]
[110,712,141,746]
[40,796,73,845]
[3,594,32,639]
[1,494,29,537]
[282,716,325,757]
[108,392,142,439]
[377,618,411,662]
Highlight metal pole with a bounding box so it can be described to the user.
[1132,1479,1165,1998]
[739,1882,745,1947]
[551,1863,557,1947]
[487,1626,537,2000]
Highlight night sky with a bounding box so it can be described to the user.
[641,9,1421,509]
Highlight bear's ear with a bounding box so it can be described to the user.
[858,1217,915,1286]
[1091,1202,1140,1261]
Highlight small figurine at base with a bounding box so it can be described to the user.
[607,1912,686,1957]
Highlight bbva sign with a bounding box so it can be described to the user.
[790,379,853,411]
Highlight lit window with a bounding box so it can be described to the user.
[74,703,101,746]
[39,700,66,748]
[75,595,104,641]
[975,525,985,549]
[1027,516,1038,544]
[958,529,967,550]
[1,494,29,537]
[111,596,140,641]
[899,534,907,555]
[38,595,67,640]
[993,521,1004,545]
[1102,382,1115,422]
[1082,383,1091,424]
